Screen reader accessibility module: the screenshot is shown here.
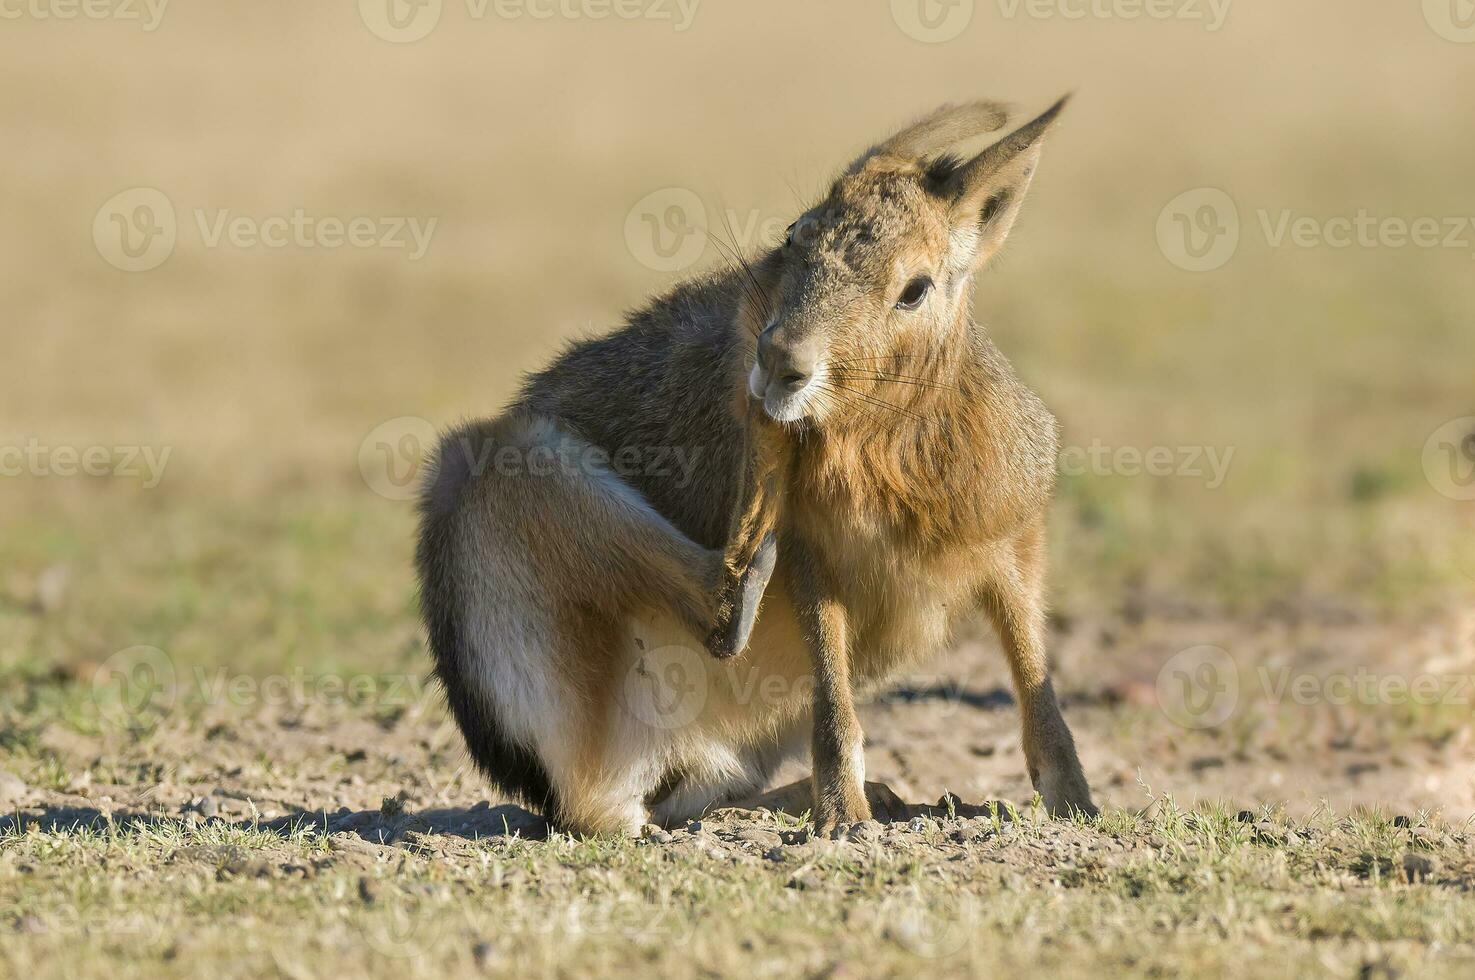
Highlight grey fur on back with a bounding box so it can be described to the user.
[517,272,752,549]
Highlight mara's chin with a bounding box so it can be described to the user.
[762,391,814,424]
[749,362,826,424]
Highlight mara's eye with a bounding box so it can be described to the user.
[896,276,932,311]
[783,222,796,247]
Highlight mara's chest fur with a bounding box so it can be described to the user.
[781,386,1056,690]
[788,496,1020,695]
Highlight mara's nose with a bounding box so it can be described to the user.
[757,327,815,393]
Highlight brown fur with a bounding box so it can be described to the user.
[417,97,1095,837]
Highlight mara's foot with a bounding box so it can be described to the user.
[814,780,912,838]
[1037,767,1098,819]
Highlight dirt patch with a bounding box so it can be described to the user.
[5,606,1474,837]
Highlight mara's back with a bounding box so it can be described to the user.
[516,270,749,550]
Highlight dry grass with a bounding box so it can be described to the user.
[5,797,1475,979]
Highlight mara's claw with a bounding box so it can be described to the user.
[705,532,777,659]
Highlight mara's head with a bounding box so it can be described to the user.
[739,97,1069,425]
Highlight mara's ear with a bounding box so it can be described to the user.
[848,99,1010,173]
[930,95,1069,273]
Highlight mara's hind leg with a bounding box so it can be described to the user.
[421,414,708,834]
[420,411,780,835]
[979,522,1096,818]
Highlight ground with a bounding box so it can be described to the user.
[3,586,1474,977]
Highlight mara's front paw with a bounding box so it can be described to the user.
[812,783,871,839]
[813,781,913,837]
[1037,767,1098,819]
[704,532,777,660]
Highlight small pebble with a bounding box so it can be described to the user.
[733,827,782,849]
[640,824,673,844]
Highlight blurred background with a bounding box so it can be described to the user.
[2,0,1473,817]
